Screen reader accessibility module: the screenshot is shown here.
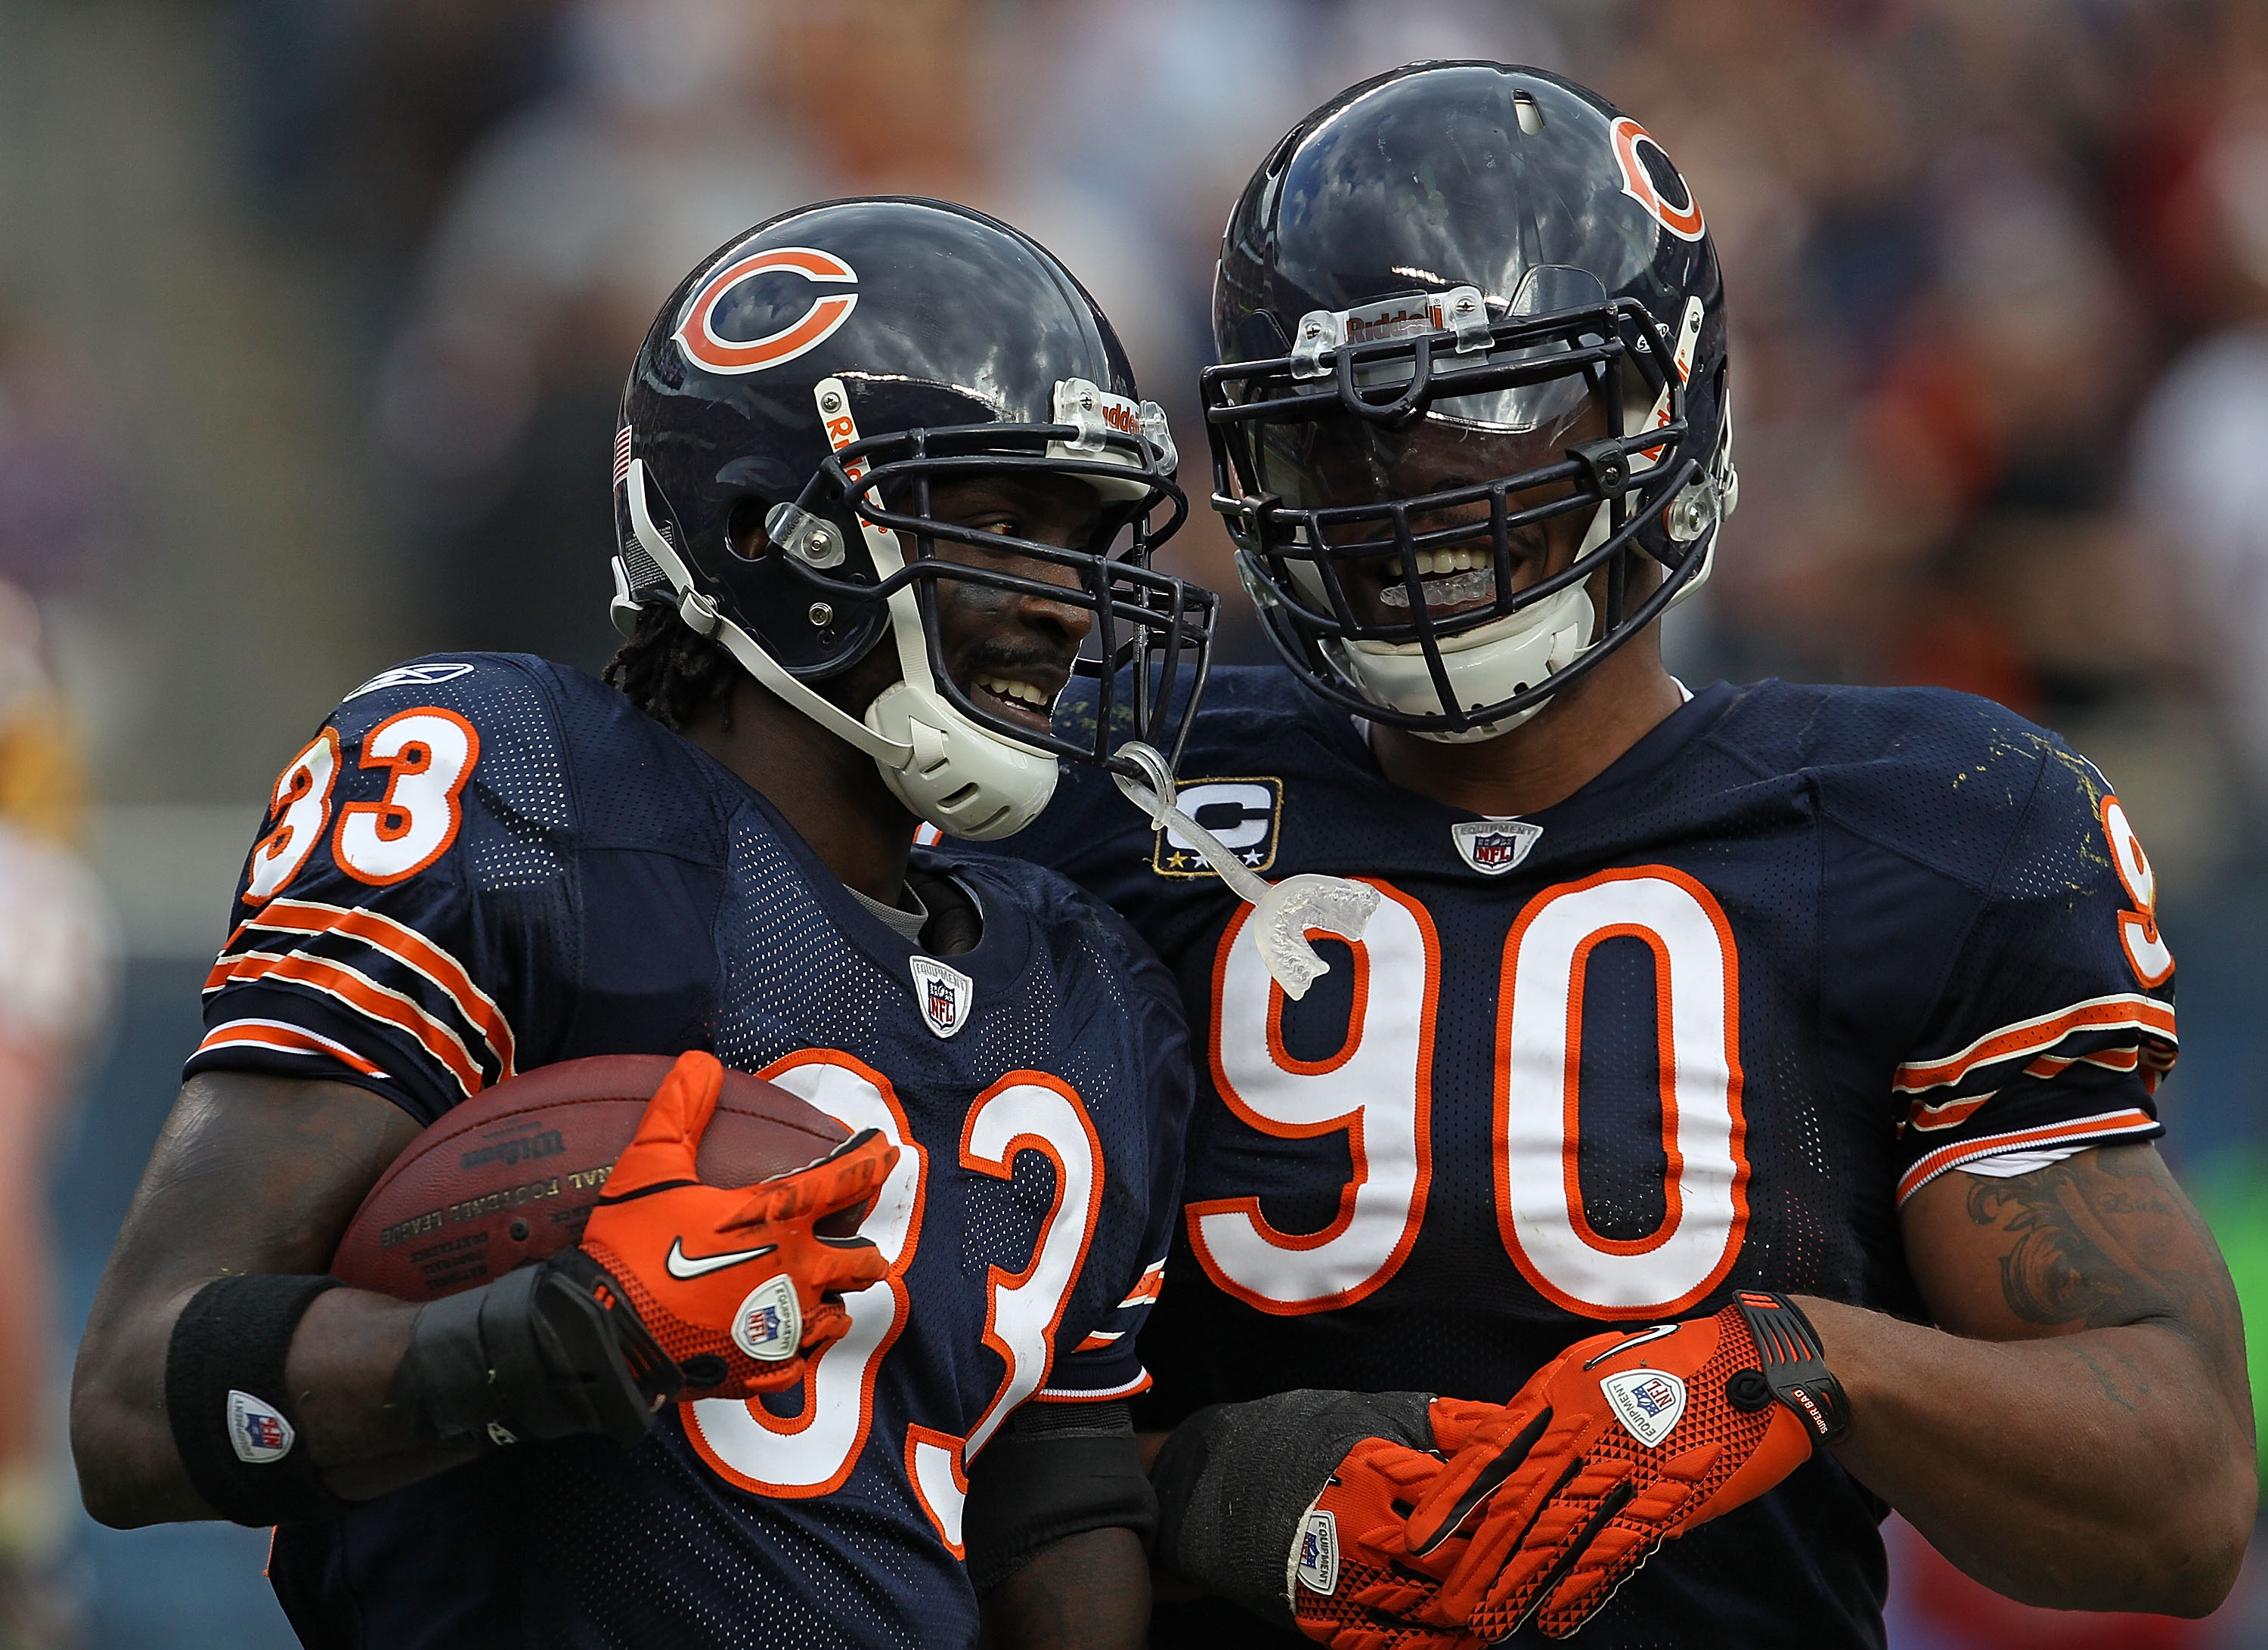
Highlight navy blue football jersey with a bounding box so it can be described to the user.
[187,654,1191,1650]
[988,667,2177,1650]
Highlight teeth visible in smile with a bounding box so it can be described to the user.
[1380,565,1497,609]
[975,673,1051,709]
[1383,549,1491,579]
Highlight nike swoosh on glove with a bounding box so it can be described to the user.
[1290,1401,1504,1650]
[572,1050,896,1398]
[1403,1292,1849,1641]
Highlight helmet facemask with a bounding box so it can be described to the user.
[1207,268,1729,741]
[618,379,1216,839]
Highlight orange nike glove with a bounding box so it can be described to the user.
[1404,1292,1848,1641]
[573,1050,896,1398]
[1289,1401,1504,1650]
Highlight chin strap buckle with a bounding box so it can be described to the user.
[677,590,721,636]
[609,557,646,639]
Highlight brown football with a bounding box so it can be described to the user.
[330,1054,852,1302]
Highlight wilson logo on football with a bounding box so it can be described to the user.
[675,246,859,376]
[1610,117,1706,243]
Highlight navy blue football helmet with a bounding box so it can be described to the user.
[1207,63,1737,741]
[613,197,1214,837]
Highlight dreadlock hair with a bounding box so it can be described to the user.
[603,604,740,732]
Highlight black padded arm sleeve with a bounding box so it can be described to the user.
[963,1401,1155,1593]
[1148,1389,1436,1627]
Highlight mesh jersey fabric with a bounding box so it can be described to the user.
[981,666,2175,1650]
[190,653,1192,1650]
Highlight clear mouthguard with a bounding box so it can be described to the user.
[1111,741,1379,1000]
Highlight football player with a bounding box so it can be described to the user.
[990,65,2256,1647]
[70,199,1218,1649]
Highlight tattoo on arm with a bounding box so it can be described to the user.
[1963,1147,2242,1386]
[1966,1151,2174,1330]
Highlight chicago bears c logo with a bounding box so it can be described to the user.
[1610,118,1706,243]
[675,246,859,375]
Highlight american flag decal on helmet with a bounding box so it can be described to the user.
[613,427,634,488]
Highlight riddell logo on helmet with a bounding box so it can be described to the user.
[1099,401,1141,435]
[1341,302,1440,345]
[675,246,860,375]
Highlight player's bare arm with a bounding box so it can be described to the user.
[72,1072,432,1523]
[74,1056,891,1526]
[1800,1142,2255,1614]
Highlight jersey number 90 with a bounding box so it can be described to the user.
[1190,868,1749,1320]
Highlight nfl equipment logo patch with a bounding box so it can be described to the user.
[1153,779,1282,878]
[733,1277,802,1361]
[1599,1368,1687,1448]
[1451,818,1541,876]
[909,957,974,1040]
[226,1390,296,1464]
[1295,1507,1340,1595]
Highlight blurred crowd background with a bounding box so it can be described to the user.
[0,0,2263,1643]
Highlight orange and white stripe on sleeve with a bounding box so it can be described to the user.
[1896,1108,2161,1205]
[201,898,515,1100]
[1895,992,2176,1137]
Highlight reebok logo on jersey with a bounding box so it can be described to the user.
[345,662,474,701]
[226,1391,296,1464]
[1452,818,1541,875]
[732,1277,802,1361]
[1600,1369,1687,1448]
[910,956,974,1039]
[1294,1507,1340,1595]
[665,1236,779,1280]
[1154,779,1282,877]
